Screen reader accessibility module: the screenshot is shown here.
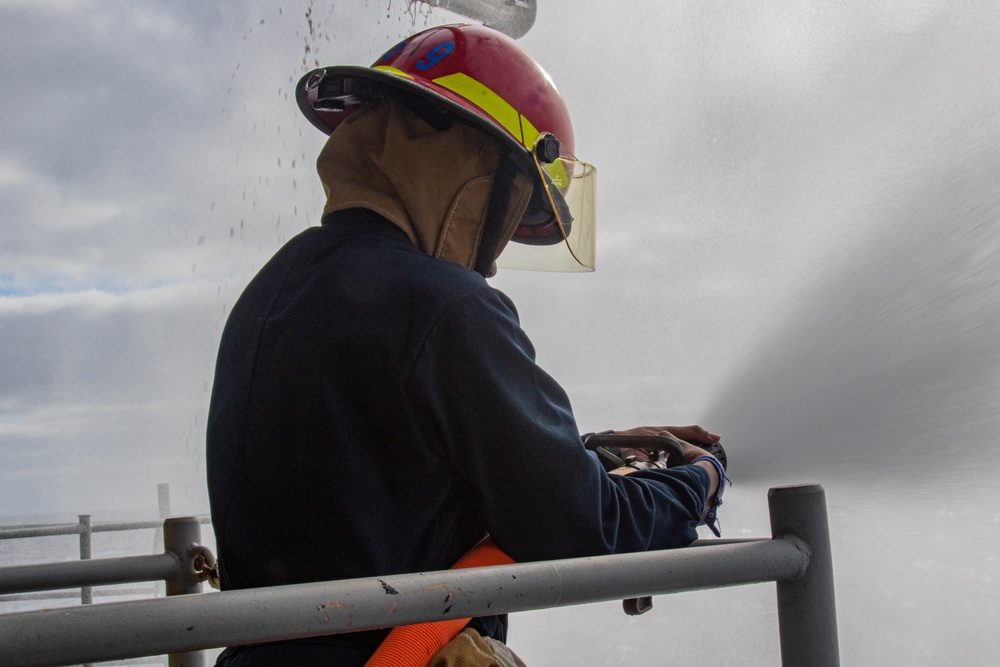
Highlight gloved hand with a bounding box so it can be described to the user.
[600,425,724,519]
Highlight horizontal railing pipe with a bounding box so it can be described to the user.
[0,516,211,541]
[0,536,807,667]
[0,587,157,602]
[0,523,86,539]
[0,553,182,595]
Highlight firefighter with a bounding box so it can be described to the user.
[207,24,724,666]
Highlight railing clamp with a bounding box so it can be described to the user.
[192,545,220,590]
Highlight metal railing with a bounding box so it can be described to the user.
[0,484,840,667]
[0,516,211,667]
[0,483,208,608]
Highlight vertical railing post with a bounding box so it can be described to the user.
[154,483,171,596]
[79,514,95,667]
[768,484,840,667]
[78,514,93,605]
[164,517,206,667]
[158,483,172,520]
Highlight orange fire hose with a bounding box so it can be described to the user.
[364,539,515,667]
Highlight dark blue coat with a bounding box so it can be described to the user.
[207,209,710,665]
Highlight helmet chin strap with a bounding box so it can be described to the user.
[473,153,521,277]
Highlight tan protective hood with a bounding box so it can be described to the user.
[317,97,534,273]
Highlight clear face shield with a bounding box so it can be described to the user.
[497,134,597,273]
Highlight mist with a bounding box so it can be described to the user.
[706,152,1000,484]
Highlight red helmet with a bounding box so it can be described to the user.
[297,24,596,271]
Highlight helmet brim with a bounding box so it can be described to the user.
[296,65,530,167]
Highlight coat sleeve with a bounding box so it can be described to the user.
[404,285,710,563]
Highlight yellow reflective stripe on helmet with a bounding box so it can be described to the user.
[432,72,524,144]
[430,72,570,188]
[519,114,540,149]
[373,65,414,80]
[544,160,570,190]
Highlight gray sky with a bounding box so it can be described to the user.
[2,0,998,662]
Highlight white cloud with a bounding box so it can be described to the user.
[0,156,32,187]
[0,282,202,314]
[0,402,134,440]
[0,0,82,10]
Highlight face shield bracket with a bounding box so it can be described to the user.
[499,134,597,272]
[534,133,561,164]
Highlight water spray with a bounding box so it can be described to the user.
[415,0,536,38]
